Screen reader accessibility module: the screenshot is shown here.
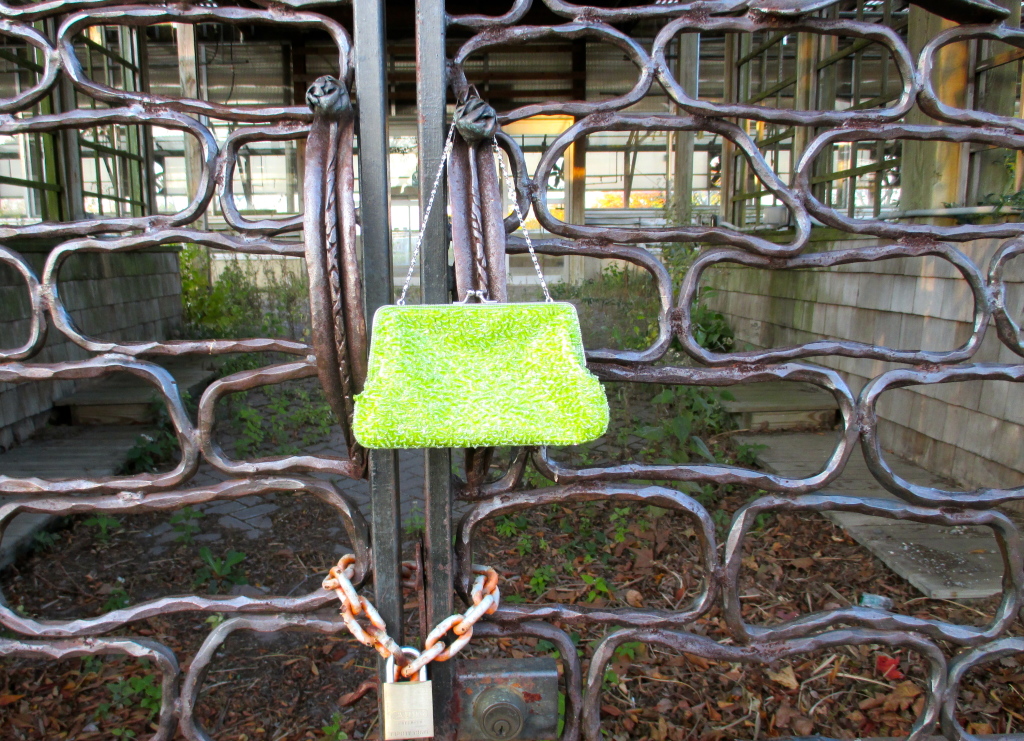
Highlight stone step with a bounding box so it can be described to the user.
[722,381,839,431]
[54,357,218,424]
[0,425,151,571]
[736,431,1003,599]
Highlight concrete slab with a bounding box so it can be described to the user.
[736,432,1003,599]
[54,357,218,424]
[0,426,431,571]
[723,381,839,430]
[0,425,149,570]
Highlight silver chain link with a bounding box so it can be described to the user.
[397,121,552,305]
[493,139,553,302]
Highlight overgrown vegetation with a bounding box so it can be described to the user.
[117,400,183,476]
[119,246,333,475]
[179,245,310,342]
[550,260,734,354]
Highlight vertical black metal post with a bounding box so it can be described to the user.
[354,0,402,707]
[416,0,456,738]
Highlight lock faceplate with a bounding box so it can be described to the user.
[455,658,559,741]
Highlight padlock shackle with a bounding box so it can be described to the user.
[385,646,428,683]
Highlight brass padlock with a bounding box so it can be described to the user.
[382,647,434,740]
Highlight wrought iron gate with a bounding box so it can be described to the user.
[1,0,1024,739]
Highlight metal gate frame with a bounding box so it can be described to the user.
[1,0,1024,740]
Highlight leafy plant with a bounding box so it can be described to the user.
[712,509,732,536]
[83,515,121,542]
[102,583,131,613]
[736,442,767,467]
[81,656,104,675]
[602,668,620,689]
[549,264,660,352]
[194,547,247,593]
[580,573,614,602]
[529,565,556,597]
[99,674,162,721]
[516,534,533,556]
[234,405,266,459]
[179,245,309,342]
[321,712,349,741]
[119,428,178,475]
[170,506,205,544]
[495,515,528,538]
[205,613,227,629]
[609,506,631,543]
[229,385,335,459]
[690,288,734,352]
[118,396,191,475]
[535,638,560,658]
[613,640,644,661]
[33,530,58,549]
[404,503,425,536]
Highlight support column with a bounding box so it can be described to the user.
[354,0,403,729]
[672,33,697,227]
[566,39,588,284]
[136,28,156,216]
[977,0,1021,197]
[175,24,203,211]
[292,40,308,203]
[902,6,969,212]
[720,33,736,222]
[415,0,456,737]
[790,32,817,182]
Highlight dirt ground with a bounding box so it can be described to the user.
[1,379,1022,740]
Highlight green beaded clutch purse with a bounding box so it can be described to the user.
[352,120,609,449]
[352,301,609,449]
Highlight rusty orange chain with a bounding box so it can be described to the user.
[323,554,500,679]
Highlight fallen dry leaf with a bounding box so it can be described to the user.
[768,665,799,690]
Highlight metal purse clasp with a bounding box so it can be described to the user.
[456,289,497,304]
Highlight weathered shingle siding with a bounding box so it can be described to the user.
[0,248,182,450]
[705,236,1024,492]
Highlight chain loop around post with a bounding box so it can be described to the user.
[397,116,553,306]
[323,555,500,678]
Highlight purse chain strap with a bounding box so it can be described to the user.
[397,122,553,305]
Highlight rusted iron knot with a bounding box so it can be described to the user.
[323,554,500,680]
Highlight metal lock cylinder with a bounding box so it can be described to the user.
[474,686,526,740]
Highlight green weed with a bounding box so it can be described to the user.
[321,712,349,741]
[98,674,162,721]
[495,515,528,538]
[170,506,205,544]
[102,583,131,613]
[529,565,556,597]
[194,547,247,593]
[83,515,121,542]
[580,573,614,602]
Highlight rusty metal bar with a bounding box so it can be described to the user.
[353,1,403,723]
[418,0,458,737]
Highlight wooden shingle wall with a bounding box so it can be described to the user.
[704,236,1024,492]
[0,248,182,450]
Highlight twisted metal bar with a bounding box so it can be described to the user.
[0,4,1022,738]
